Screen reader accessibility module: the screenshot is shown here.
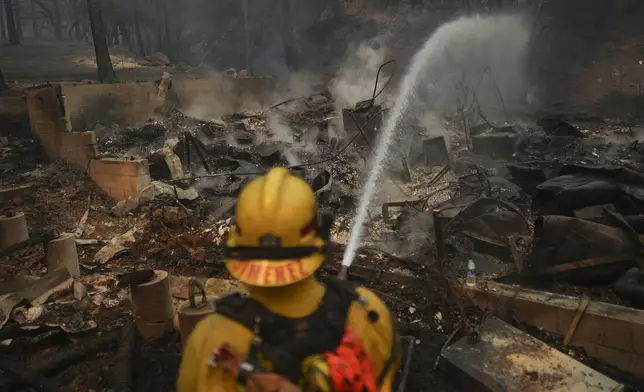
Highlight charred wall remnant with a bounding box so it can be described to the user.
[440,316,625,391]
[461,281,644,379]
[62,76,273,130]
[89,159,152,201]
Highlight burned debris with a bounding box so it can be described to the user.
[1,69,644,392]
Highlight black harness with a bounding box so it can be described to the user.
[213,278,398,385]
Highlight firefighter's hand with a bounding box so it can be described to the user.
[210,344,300,392]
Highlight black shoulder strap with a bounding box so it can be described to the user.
[214,293,273,332]
[214,279,360,331]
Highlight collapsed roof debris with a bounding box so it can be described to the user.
[2,73,644,391]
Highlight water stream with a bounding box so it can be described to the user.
[341,14,529,267]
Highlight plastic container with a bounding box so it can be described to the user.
[466,259,477,287]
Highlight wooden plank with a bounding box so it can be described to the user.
[459,281,644,379]
[441,317,624,392]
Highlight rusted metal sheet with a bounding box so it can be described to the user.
[441,317,624,392]
[459,281,644,378]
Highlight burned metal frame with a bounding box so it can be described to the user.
[182,131,211,174]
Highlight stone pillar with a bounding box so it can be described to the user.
[0,212,29,252]
[131,270,175,340]
[45,233,80,278]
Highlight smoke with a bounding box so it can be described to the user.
[266,114,295,144]
[330,39,390,109]
[273,72,326,102]
[264,113,322,165]
[181,72,265,121]
[418,112,449,139]
[410,13,533,120]
[358,14,533,262]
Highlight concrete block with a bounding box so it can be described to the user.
[45,233,80,278]
[472,133,518,159]
[441,317,624,392]
[89,158,152,201]
[460,281,644,378]
[92,159,148,177]
[102,187,127,201]
[576,342,643,377]
[0,212,29,252]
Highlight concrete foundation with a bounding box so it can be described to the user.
[131,270,175,340]
[62,76,272,129]
[45,233,80,278]
[24,78,267,201]
[175,296,217,346]
[441,317,624,391]
[89,159,152,201]
[0,212,29,252]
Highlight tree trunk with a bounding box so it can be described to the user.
[3,0,20,45]
[1,1,6,39]
[163,0,172,60]
[70,2,80,40]
[281,0,298,72]
[0,67,8,91]
[243,0,252,74]
[52,0,63,40]
[31,0,39,37]
[86,0,115,83]
[79,22,89,41]
[132,0,145,57]
[119,24,131,49]
[14,0,22,39]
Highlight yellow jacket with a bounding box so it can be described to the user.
[177,277,400,392]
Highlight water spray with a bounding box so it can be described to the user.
[340,37,441,270]
[340,14,531,272]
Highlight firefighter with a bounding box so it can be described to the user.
[178,167,400,392]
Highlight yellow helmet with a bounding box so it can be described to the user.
[224,167,329,287]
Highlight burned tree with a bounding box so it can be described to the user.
[86,0,116,83]
[0,2,5,39]
[132,0,145,57]
[30,0,40,37]
[281,0,299,72]
[3,0,21,45]
[32,0,64,40]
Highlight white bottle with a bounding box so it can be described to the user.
[466,260,477,287]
